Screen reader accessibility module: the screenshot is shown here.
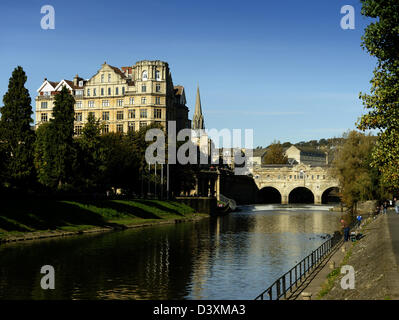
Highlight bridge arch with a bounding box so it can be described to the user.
[321,186,340,204]
[258,186,282,204]
[288,186,315,204]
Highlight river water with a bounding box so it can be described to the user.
[0,204,341,300]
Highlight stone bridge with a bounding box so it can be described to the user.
[252,163,339,204]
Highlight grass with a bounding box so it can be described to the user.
[0,198,205,240]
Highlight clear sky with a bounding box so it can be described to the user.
[0,0,376,147]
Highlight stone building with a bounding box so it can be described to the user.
[35,60,190,135]
[284,145,327,166]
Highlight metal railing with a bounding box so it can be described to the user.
[255,233,342,300]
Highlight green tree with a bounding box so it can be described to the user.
[357,0,399,190]
[0,66,35,189]
[35,86,76,190]
[263,141,288,164]
[332,131,382,213]
[75,114,103,191]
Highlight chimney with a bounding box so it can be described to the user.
[73,74,79,86]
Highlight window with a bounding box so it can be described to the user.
[101,88,104,96]
[41,102,48,109]
[93,88,97,96]
[128,109,135,119]
[128,121,135,132]
[43,91,50,96]
[122,87,125,95]
[117,111,124,120]
[108,88,111,95]
[88,112,95,119]
[317,175,320,179]
[75,90,83,96]
[75,126,83,136]
[140,109,147,118]
[102,124,109,134]
[142,85,146,92]
[289,175,292,179]
[139,121,147,129]
[115,87,119,95]
[116,124,124,133]
[156,84,161,92]
[75,113,82,122]
[102,112,110,121]
[141,97,146,104]
[101,74,104,83]
[129,97,134,105]
[75,101,82,108]
[155,97,161,105]
[108,74,111,83]
[155,70,160,80]
[154,108,162,119]
[323,175,326,179]
[117,99,123,107]
[41,113,48,122]
[88,100,95,108]
[87,89,90,96]
[142,70,148,81]
[102,100,109,107]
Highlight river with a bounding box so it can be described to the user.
[0,204,341,300]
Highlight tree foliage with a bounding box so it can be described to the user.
[332,131,384,211]
[263,141,288,164]
[357,0,399,190]
[0,66,35,189]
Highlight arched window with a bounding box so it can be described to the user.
[155,70,160,80]
[142,70,148,81]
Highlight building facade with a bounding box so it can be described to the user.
[35,60,190,135]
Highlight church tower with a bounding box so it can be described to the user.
[192,86,205,130]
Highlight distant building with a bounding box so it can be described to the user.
[284,145,327,166]
[35,60,190,135]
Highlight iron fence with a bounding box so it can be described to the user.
[255,233,342,300]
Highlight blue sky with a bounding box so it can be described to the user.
[0,0,376,147]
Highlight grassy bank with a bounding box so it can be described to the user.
[0,198,207,241]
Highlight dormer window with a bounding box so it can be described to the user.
[142,70,148,81]
[79,80,83,87]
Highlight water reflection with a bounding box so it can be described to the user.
[0,205,340,300]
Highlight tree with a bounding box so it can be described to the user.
[357,0,399,191]
[35,86,76,190]
[263,141,288,164]
[0,66,35,189]
[332,131,383,213]
[74,114,103,191]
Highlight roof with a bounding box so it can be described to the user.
[109,65,126,79]
[295,146,326,157]
[252,148,267,157]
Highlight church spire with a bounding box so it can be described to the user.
[192,85,204,130]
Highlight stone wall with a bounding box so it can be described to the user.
[175,197,217,215]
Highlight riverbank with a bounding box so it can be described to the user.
[294,211,399,300]
[0,198,209,243]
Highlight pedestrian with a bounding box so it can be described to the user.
[395,198,399,214]
[341,219,350,242]
[383,201,388,214]
[356,215,362,227]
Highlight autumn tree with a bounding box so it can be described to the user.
[332,131,384,213]
[262,141,288,164]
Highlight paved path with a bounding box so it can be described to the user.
[388,211,399,266]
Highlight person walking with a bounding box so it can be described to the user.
[383,201,388,214]
[395,198,399,214]
[341,219,350,242]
